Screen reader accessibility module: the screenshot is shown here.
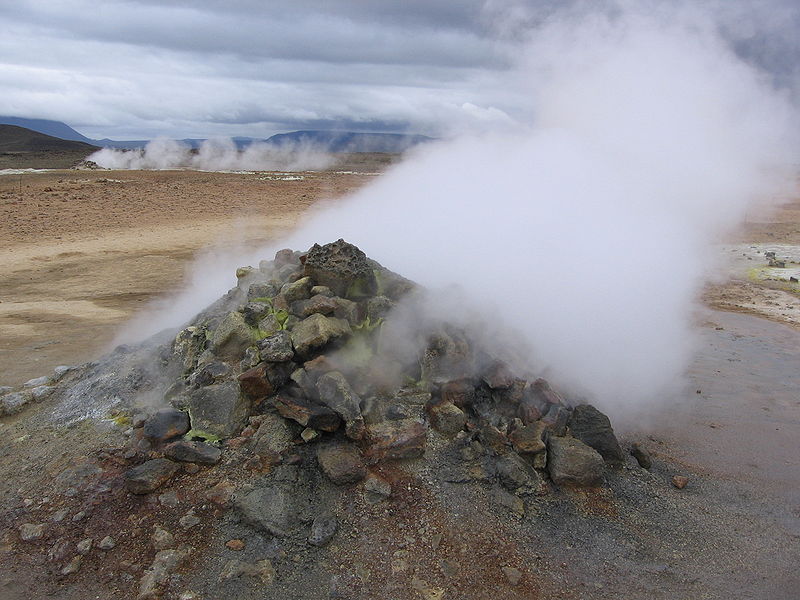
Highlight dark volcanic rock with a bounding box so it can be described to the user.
[568,404,624,466]
[509,421,546,455]
[142,409,190,442]
[496,452,542,494]
[256,331,294,362]
[185,381,249,439]
[426,401,467,436]
[192,361,231,387]
[302,239,378,299]
[275,395,342,431]
[291,313,352,360]
[366,420,427,461]
[316,371,364,439]
[547,436,604,487]
[164,440,222,465]
[308,513,338,547]
[630,442,652,469]
[235,484,294,536]
[238,365,275,401]
[291,294,339,319]
[317,443,367,485]
[124,459,180,494]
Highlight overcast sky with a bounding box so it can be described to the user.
[1,0,798,140]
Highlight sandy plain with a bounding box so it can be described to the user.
[0,166,384,386]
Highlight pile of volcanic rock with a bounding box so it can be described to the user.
[123,239,625,500]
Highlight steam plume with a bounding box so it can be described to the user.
[116,4,799,418]
[88,137,334,171]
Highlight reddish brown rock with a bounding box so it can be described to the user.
[274,395,342,432]
[479,424,510,455]
[440,379,475,411]
[509,422,546,455]
[482,361,515,390]
[672,475,689,489]
[426,401,467,436]
[238,366,274,401]
[317,443,367,485]
[366,420,427,461]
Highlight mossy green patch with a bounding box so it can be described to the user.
[184,429,222,445]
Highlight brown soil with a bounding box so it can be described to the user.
[0,168,378,386]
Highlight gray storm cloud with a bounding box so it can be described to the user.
[114,3,798,418]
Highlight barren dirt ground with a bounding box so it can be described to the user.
[1,167,799,599]
[0,168,379,386]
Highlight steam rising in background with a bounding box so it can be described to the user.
[116,3,799,418]
[89,137,334,171]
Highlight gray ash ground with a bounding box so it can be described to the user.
[1,240,798,600]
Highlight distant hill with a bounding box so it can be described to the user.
[0,116,94,144]
[0,125,99,169]
[0,116,433,154]
[265,130,433,153]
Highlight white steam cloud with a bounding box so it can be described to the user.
[116,4,799,418]
[88,137,335,171]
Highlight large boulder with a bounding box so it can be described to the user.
[315,372,364,439]
[185,381,249,439]
[568,404,624,466]
[290,314,352,360]
[302,239,377,299]
[547,436,605,487]
[257,331,294,362]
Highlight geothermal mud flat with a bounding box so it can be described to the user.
[0,169,799,600]
[0,239,799,599]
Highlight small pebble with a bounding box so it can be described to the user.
[61,556,82,575]
[672,475,689,489]
[98,536,116,550]
[225,539,245,551]
[76,538,93,555]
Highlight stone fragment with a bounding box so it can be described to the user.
[317,443,367,485]
[280,276,313,303]
[164,440,221,465]
[479,424,509,455]
[143,409,190,442]
[568,404,624,466]
[19,523,45,541]
[251,413,295,457]
[151,527,174,551]
[124,459,180,495]
[426,401,466,436]
[291,314,352,359]
[30,385,53,401]
[179,510,201,530]
[365,295,394,321]
[61,555,82,575]
[76,538,93,555]
[275,395,341,432]
[316,371,364,439]
[211,311,255,358]
[98,536,116,550]
[492,488,525,517]
[235,485,294,537]
[300,427,319,442]
[630,442,652,469]
[241,302,272,326]
[672,475,689,489]
[302,239,378,299]
[247,282,278,301]
[220,559,275,584]
[138,547,192,599]
[501,566,522,586]
[310,285,333,296]
[363,474,392,504]
[257,330,294,362]
[547,436,604,487]
[191,361,231,387]
[226,539,245,551]
[482,361,515,390]
[440,380,475,411]
[24,375,51,388]
[185,381,249,439]
[496,452,542,494]
[540,405,570,436]
[509,421,546,455]
[205,480,235,506]
[291,294,339,318]
[366,420,427,461]
[237,365,275,401]
[1,391,31,416]
[308,513,338,547]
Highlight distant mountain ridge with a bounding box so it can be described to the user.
[0,116,433,153]
[0,124,98,153]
